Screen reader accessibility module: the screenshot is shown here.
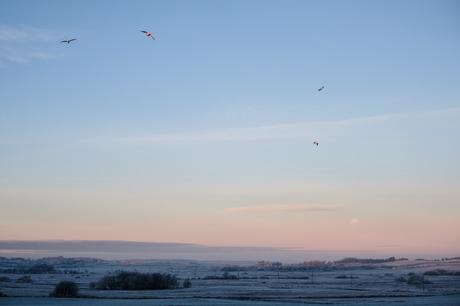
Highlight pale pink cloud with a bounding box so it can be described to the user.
[350,218,359,225]
[225,204,342,213]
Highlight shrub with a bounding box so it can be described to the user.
[50,281,79,298]
[0,277,11,282]
[93,271,179,290]
[16,276,32,283]
[396,273,431,287]
[424,269,460,276]
[336,274,358,279]
[203,272,239,280]
[396,276,407,282]
[222,272,239,280]
[407,274,431,286]
[182,278,192,288]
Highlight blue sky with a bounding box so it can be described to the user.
[0,0,459,256]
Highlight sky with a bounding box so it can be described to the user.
[0,0,459,258]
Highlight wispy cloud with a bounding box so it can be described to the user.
[0,25,56,43]
[112,107,460,144]
[0,25,60,65]
[0,48,57,64]
[225,204,342,213]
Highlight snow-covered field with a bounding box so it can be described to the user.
[1,295,460,306]
[1,258,459,305]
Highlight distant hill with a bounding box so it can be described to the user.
[0,240,306,262]
[0,240,450,262]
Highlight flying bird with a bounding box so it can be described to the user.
[317,86,325,92]
[141,31,155,40]
[61,39,76,44]
[313,141,319,146]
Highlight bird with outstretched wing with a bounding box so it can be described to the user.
[141,31,155,40]
[61,39,76,44]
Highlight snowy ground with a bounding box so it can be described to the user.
[1,258,459,305]
[1,295,460,306]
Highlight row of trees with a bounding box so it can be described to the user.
[48,271,192,298]
[90,271,180,290]
[90,271,192,291]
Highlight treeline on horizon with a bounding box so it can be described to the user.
[0,256,459,275]
[0,263,84,275]
[223,256,460,272]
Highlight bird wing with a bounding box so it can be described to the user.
[69,39,76,42]
[141,31,148,33]
[60,40,68,43]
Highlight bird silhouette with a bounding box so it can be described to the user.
[141,31,155,40]
[313,141,319,146]
[317,86,325,92]
[61,39,76,44]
